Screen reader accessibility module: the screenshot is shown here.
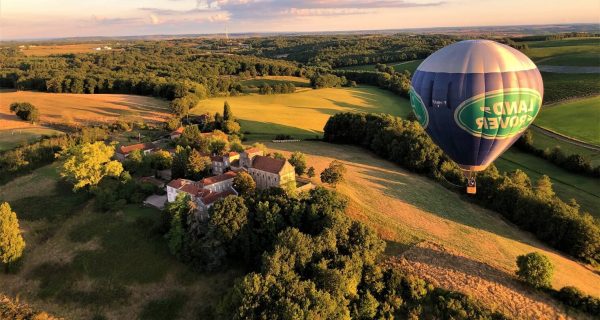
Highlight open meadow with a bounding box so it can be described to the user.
[0,164,240,320]
[192,85,412,140]
[535,96,600,145]
[269,141,598,320]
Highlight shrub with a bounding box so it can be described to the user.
[554,286,600,315]
[516,252,554,289]
[9,102,39,123]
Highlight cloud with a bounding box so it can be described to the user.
[140,0,445,19]
[149,14,160,25]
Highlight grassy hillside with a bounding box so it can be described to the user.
[193,86,411,141]
[0,164,239,319]
[269,141,599,319]
[524,37,600,61]
[535,96,600,145]
[529,127,600,166]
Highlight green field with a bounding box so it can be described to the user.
[541,72,600,104]
[193,85,411,141]
[524,38,600,61]
[529,127,600,166]
[541,52,600,66]
[0,127,64,151]
[240,76,311,88]
[0,164,239,319]
[496,149,600,217]
[535,96,600,145]
[337,59,423,73]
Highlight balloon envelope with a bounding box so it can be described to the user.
[410,40,543,172]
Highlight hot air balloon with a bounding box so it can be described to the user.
[409,40,543,194]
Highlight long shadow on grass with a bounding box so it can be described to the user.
[239,119,321,139]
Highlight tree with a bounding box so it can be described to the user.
[307,166,316,179]
[9,102,39,123]
[172,146,189,179]
[252,142,267,154]
[165,193,195,259]
[320,160,346,186]
[535,175,555,199]
[222,120,241,135]
[209,137,228,155]
[233,171,256,196]
[0,202,25,273]
[223,101,234,121]
[288,151,307,176]
[187,149,211,180]
[60,142,123,190]
[209,196,248,248]
[516,252,554,289]
[272,152,286,160]
[149,150,173,170]
[170,98,189,116]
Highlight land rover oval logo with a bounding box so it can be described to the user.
[454,88,542,139]
[409,88,429,128]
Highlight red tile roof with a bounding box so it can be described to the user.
[226,151,239,157]
[171,127,185,135]
[167,179,205,196]
[251,156,286,174]
[201,171,237,186]
[117,142,155,155]
[202,189,237,205]
[244,147,263,155]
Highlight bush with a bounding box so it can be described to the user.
[516,252,554,289]
[9,102,39,123]
[554,286,600,315]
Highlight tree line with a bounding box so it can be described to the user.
[323,112,600,264]
[515,129,600,177]
[161,187,506,319]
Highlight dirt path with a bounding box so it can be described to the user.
[538,65,600,73]
[532,125,600,151]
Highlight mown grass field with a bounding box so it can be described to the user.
[529,127,600,166]
[496,149,600,217]
[0,127,64,151]
[336,59,423,73]
[535,96,600,145]
[192,85,412,141]
[18,43,113,56]
[0,164,239,320]
[524,37,600,62]
[239,75,311,88]
[0,91,169,131]
[269,141,599,319]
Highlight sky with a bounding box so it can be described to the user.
[1,0,599,40]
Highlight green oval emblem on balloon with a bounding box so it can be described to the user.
[454,88,542,139]
[409,87,429,128]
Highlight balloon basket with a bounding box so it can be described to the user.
[462,171,477,195]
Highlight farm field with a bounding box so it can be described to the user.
[268,141,598,319]
[18,43,114,56]
[0,91,170,130]
[535,96,600,145]
[496,149,600,217]
[0,164,239,319]
[336,59,423,73]
[541,72,600,104]
[193,85,412,141]
[529,127,600,166]
[524,37,600,62]
[0,127,64,151]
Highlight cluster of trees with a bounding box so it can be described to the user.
[9,102,39,123]
[323,112,600,264]
[334,69,412,97]
[515,252,600,316]
[162,187,505,319]
[0,42,304,100]
[309,73,356,89]
[515,130,600,177]
[258,82,295,94]
[92,172,160,212]
[320,160,346,186]
[0,126,112,185]
[245,34,455,68]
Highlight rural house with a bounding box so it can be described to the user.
[248,155,296,190]
[239,147,264,168]
[166,171,239,214]
[115,142,156,161]
[211,152,240,174]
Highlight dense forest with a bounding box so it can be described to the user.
[0,42,304,99]
[243,34,456,68]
